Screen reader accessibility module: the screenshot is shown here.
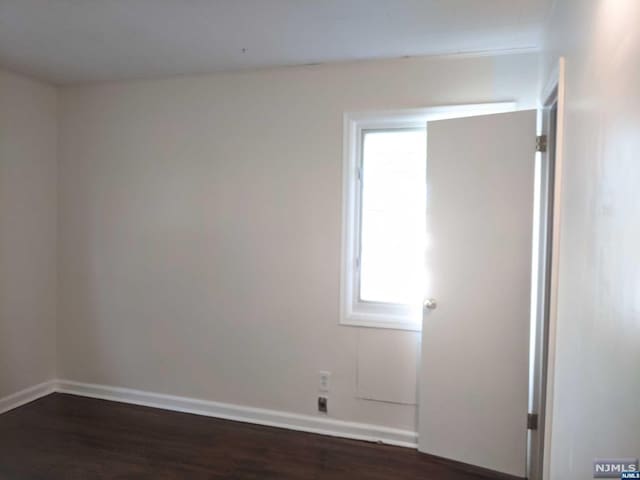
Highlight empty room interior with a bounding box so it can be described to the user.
[1,1,639,479]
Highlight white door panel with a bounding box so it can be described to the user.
[418,111,535,478]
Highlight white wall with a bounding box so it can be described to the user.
[542,2,640,478]
[57,53,538,431]
[0,70,57,397]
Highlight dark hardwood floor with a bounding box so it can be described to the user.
[0,393,498,480]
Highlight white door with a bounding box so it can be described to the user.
[418,111,536,478]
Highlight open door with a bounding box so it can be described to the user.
[418,111,536,478]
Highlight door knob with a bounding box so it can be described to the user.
[423,298,437,310]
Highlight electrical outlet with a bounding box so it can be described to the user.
[319,371,331,392]
[318,396,328,414]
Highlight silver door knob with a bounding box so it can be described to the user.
[423,298,437,310]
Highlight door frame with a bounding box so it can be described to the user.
[527,57,566,480]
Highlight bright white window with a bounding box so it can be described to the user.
[359,129,426,306]
[341,104,516,330]
[341,113,427,330]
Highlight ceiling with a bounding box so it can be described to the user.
[0,0,552,85]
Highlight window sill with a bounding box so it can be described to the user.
[339,314,422,332]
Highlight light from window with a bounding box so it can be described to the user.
[359,129,426,306]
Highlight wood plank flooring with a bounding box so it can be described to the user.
[0,393,501,479]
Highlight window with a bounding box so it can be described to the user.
[340,104,516,330]
[359,128,426,306]
[341,113,427,330]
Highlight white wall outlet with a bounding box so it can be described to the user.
[319,370,331,392]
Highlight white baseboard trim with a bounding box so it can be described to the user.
[1,379,417,448]
[0,380,57,415]
[55,379,418,448]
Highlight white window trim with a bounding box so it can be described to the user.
[340,102,517,331]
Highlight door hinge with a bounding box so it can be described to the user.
[527,413,539,430]
[536,135,547,153]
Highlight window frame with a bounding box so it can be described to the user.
[340,103,517,331]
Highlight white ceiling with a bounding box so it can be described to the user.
[0,0,552,85]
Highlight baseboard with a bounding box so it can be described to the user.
[3,380,525,479]
[0,380,57,415]
[55,379,418,448]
